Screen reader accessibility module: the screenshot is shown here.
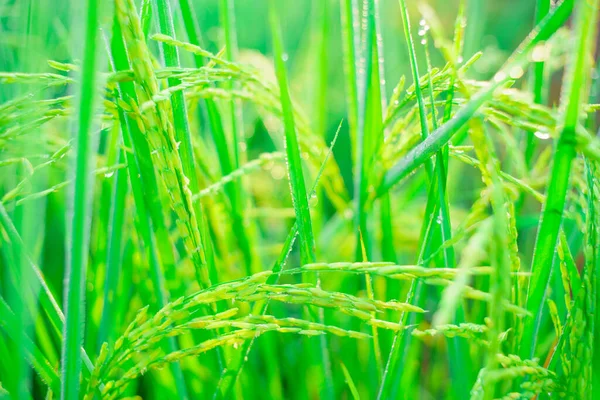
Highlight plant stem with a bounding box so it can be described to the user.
[61,0,102,397]
[520,0,599,361]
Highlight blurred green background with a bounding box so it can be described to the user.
[0,0,537,111]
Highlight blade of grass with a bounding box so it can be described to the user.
[213,122,342,399]
[525,0,551,167]
[108,12,181,297]
[2,202,35,400]
[9,2,48,396]
[367,0,389,379]
[150,0,214,289]
[218,0,257,276]
[592,162,600,397]
[422,11,473,396]
[340,362,360,400]
[378,1,436,395]
[140,0,152,38]
[340,0,359,149]
[219,0,241,169]
[106,18,192,398]
[60,0,103,397]
[313,0,330,235]
[372,0,396,264]
[154,0,221,289]
[468,119,512,399]
[353,0,375,260]
[315,0,329,141]
[0,203,94,376]
[268,4,333,395]
[0,296,60,394]
[520,0,599,361]
[378,2,471,397]
[377,0,575,196]
[96,142,128,348]
[153,0,197,186]
[176,0,258,278]
[268,0,316,267]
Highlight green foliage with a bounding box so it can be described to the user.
[1,0,600,399]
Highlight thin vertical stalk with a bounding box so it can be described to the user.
[61,0,102,397]
[268,0,316,266]
[218,0,257,276]
[365,0,388,379]
[177,0,256,278]
[269,3,332,397]
[525,0,552,166]
[219,0,242,169]
[153,0,215,289]
[340,0,359,148]
[353,0,374,259]
[96,145,128,347]
[521,0,599,361]
[313,0,330,235]
[468,119,511,399]
[378,2,471,397]
[107,19,191,398]
[152,0,196,193]
[373,0,396,264]
[0,203,95,376]
[213,125,342,399]
[0,297,60,393]
[378,1,434,395]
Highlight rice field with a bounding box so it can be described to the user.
[0,0,599,399]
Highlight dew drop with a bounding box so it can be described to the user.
[343,208,354,220]
[436,215,443,225]
[534,131,551,140]
[509,66,524,80]
[494,71,507,82]
[308,193,319,207]
[531,43,549,62]
[282,53,289,62]
[271,165,286,180]
[104,171,115,178]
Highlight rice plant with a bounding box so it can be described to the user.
[0,0,599,398]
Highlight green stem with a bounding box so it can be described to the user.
[525,0,552,167]
[268,3,331,397]
[520,0,599,361]
[218,0,257,276]
[153,0,216,290]
[107,18,190,398]
[60,0,102,397]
